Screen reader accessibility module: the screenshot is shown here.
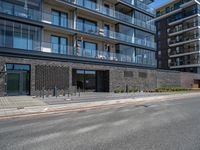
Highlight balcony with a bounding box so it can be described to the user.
[169,47,200,57]
[119,0,155,16]
[57,0,156,32]
[170,59,200,68]
[0,39,157,67]
[156,0,195,18]
[0,4,156,49]
[168,9,197,25]
[169,34,199,47]
[168,21,199,36]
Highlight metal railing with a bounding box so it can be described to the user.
[169,21,199,34]
[169,34,199,45]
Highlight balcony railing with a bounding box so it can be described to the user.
[169,34,199,45]
[58,0,156,32]
[169,47,199,56]
[119,0,155,15]
[169,21,199,34]
[170,59,200,67]
[76,21,156,49]
[168,9,197,23]
[0,4,156,49]
[0,40,157,67]
[156,0,194,17]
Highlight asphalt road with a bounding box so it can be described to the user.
[1,95,200,150]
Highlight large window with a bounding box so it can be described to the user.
[77,18,97,34]
[135,48,156,66]
[77,0,97,10]
[51,36,68,54]
[52,10,68,27]
[77,40,97,57]
[0,19,41,50]
[0,0,41,21]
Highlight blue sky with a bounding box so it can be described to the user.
[149,0,169,9]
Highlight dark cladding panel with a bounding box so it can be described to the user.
[35,65,69,90]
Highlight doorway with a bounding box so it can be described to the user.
[6,64,30,96]
[72,69,109,92]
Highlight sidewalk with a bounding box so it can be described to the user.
[0,92,200,120]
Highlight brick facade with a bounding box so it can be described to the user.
[0,56,200,96]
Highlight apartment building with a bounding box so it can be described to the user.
[0,0,158,96]
[156,0,200,73]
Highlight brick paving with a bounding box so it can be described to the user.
[0,96,46,109]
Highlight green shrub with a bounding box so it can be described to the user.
[114,89,121,93]
[155,87,191,92]
[120,89,125,93]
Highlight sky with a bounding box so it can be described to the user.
[149,0,170,9]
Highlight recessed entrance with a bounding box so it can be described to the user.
[72,69,109,92]
[6,64,30,96]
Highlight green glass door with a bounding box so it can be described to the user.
[7,72,30,95]
[22,72,30,95]
[7,73,20,95]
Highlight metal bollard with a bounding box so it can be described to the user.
[126,84,128,93]
[78,87,81,97]
[68,89,70,97]
[63,89,65,96]
[42,87,45,99]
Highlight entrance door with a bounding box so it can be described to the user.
[76,70,96,92]
[7,73,20,95]
[7,71,30,96]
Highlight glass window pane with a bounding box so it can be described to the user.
[77,18,84,31]
[60,37,67,54]
[84,42,96,57]
[51,36,59,53]
[14,5,28,18]
[61,13,67,27]
[1,2,13,15]
[52,11,59,26]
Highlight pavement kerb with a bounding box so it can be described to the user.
[0,92,200,120]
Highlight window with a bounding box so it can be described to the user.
[77,40,97,57]
[52,10,68,27]
[51,36,68,54]
[6,64,30,71]
[165,7,170,13]
[85,0,97,10]
[0,19,41,50]
[77,18,97,34]
[174,2,181,9]
[104,24,110,37]
[1,1,13,15]
[103,4,110,14]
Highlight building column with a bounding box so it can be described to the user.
[73,8,77,30]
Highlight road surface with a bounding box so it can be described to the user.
[0,95,200,150]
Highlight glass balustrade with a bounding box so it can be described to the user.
[169,22,198,34]
[0,35,156,67]
[120,0,155,15]
[58,0,156,32]
[0,5,156,49]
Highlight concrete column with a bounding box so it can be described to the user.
[73,9,77,30]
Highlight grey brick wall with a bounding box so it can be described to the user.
[0,56,200,96]
[0,61,5,96]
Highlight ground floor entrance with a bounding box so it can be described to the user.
[72,69,109,92]
[193,80,200,88]
[6,64,30,96]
